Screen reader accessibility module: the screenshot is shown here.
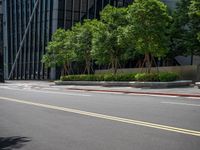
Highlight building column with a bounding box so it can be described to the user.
[50,0,59,80]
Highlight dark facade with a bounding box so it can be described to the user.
[3,0,133,80]
[2,0,177,80]
[0,0,4,82]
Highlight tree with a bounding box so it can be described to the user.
[42,29,75,75]
[170,0,200,59]
[188,0,200,46]
[92,5,134,74]
[71,20,98,74]
[128,0,172,73]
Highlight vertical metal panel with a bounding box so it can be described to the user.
[18,0,22,79]
[14,0,18,79]
[36,0,41,79]
[22,0,27,79]
[41,0,46,79]
[2,0,8,78]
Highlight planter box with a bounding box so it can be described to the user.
[196,82,200,89]
[55,80,192,88]
[129,80,192,88]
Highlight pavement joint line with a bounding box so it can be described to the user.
[0,87,91,97]
[161,101,200,107]
[0,96,200,137]
[67,88,200,99]
[187,97,200,100]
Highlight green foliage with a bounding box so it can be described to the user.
[92,5,135,74]
[61,72,178,82]
[42,29,76,75]
[135,72,179,82]
[127,0,171,57]
[188,0,200,46]
[42,29,67,67]
[135,73,159,81]
[198,33,200,42]
[170,0,200,57]
[158,72,179,82]
[71,19,101,74]
[60,73,136,81]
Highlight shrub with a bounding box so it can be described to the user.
[60,73,136,81]
[60,72,179,82]
[135,72,179,82]
[158,72,179,82]
[135,73,159,81]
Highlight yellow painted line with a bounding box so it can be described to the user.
[0,96,200,137]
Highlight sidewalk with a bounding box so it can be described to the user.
[1,80,200,98]
[54,84,200,98]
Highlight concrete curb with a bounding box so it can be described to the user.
[55,80,192,88]
[195,82,200,89]
[67,88,200,98]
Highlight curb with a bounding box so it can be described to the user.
[67,88,200,98]
[55,80,193,88]
[195,82,200,89]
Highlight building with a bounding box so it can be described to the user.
[2,0,178,80]
[0,0,4,82]
[2,0,133,80]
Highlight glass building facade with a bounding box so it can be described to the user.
[3,0,133,80]
[2,0,177,80]
[0,0,4,81]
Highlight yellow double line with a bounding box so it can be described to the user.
[0,96,200,137]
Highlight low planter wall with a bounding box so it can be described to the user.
[55,80,192,88]
[196,82,200,89]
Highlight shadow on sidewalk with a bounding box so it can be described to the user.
[0,136,31,150]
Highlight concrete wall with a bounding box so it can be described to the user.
[95,65,200,82]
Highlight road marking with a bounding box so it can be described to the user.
[0,96,200,137]
[0,87,91,97]
[162,101,200,107]
[187,97,200,100]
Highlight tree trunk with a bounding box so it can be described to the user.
[63,64,68,75]
[85,58,91,75]
[145,53,151,73]
[111,57,118,75]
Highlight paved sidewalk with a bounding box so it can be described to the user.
[1,80,200,98]
[55,85,200,97]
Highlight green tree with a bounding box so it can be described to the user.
[71,20,98,74]
[189,0,200,44]
[128,0,172,73]
[92,5,134,74]
[170,0,200,60]
[42,29,75,75]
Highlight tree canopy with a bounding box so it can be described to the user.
[127,0,172,72]
[170,0,200,58]
[92,5,134,74]
[42,29,75,75]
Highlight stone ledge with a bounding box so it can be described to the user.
[195,82,200,89]
[55,80,192,88]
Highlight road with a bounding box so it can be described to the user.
[0,83,200,150]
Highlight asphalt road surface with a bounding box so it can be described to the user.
[0,84,200,150]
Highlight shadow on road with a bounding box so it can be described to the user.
[0,136,31,150]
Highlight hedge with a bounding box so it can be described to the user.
[60,72,179,82]
[60,73,136,81]
[135,72,179,82]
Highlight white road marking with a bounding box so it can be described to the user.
[161,101,200,107]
